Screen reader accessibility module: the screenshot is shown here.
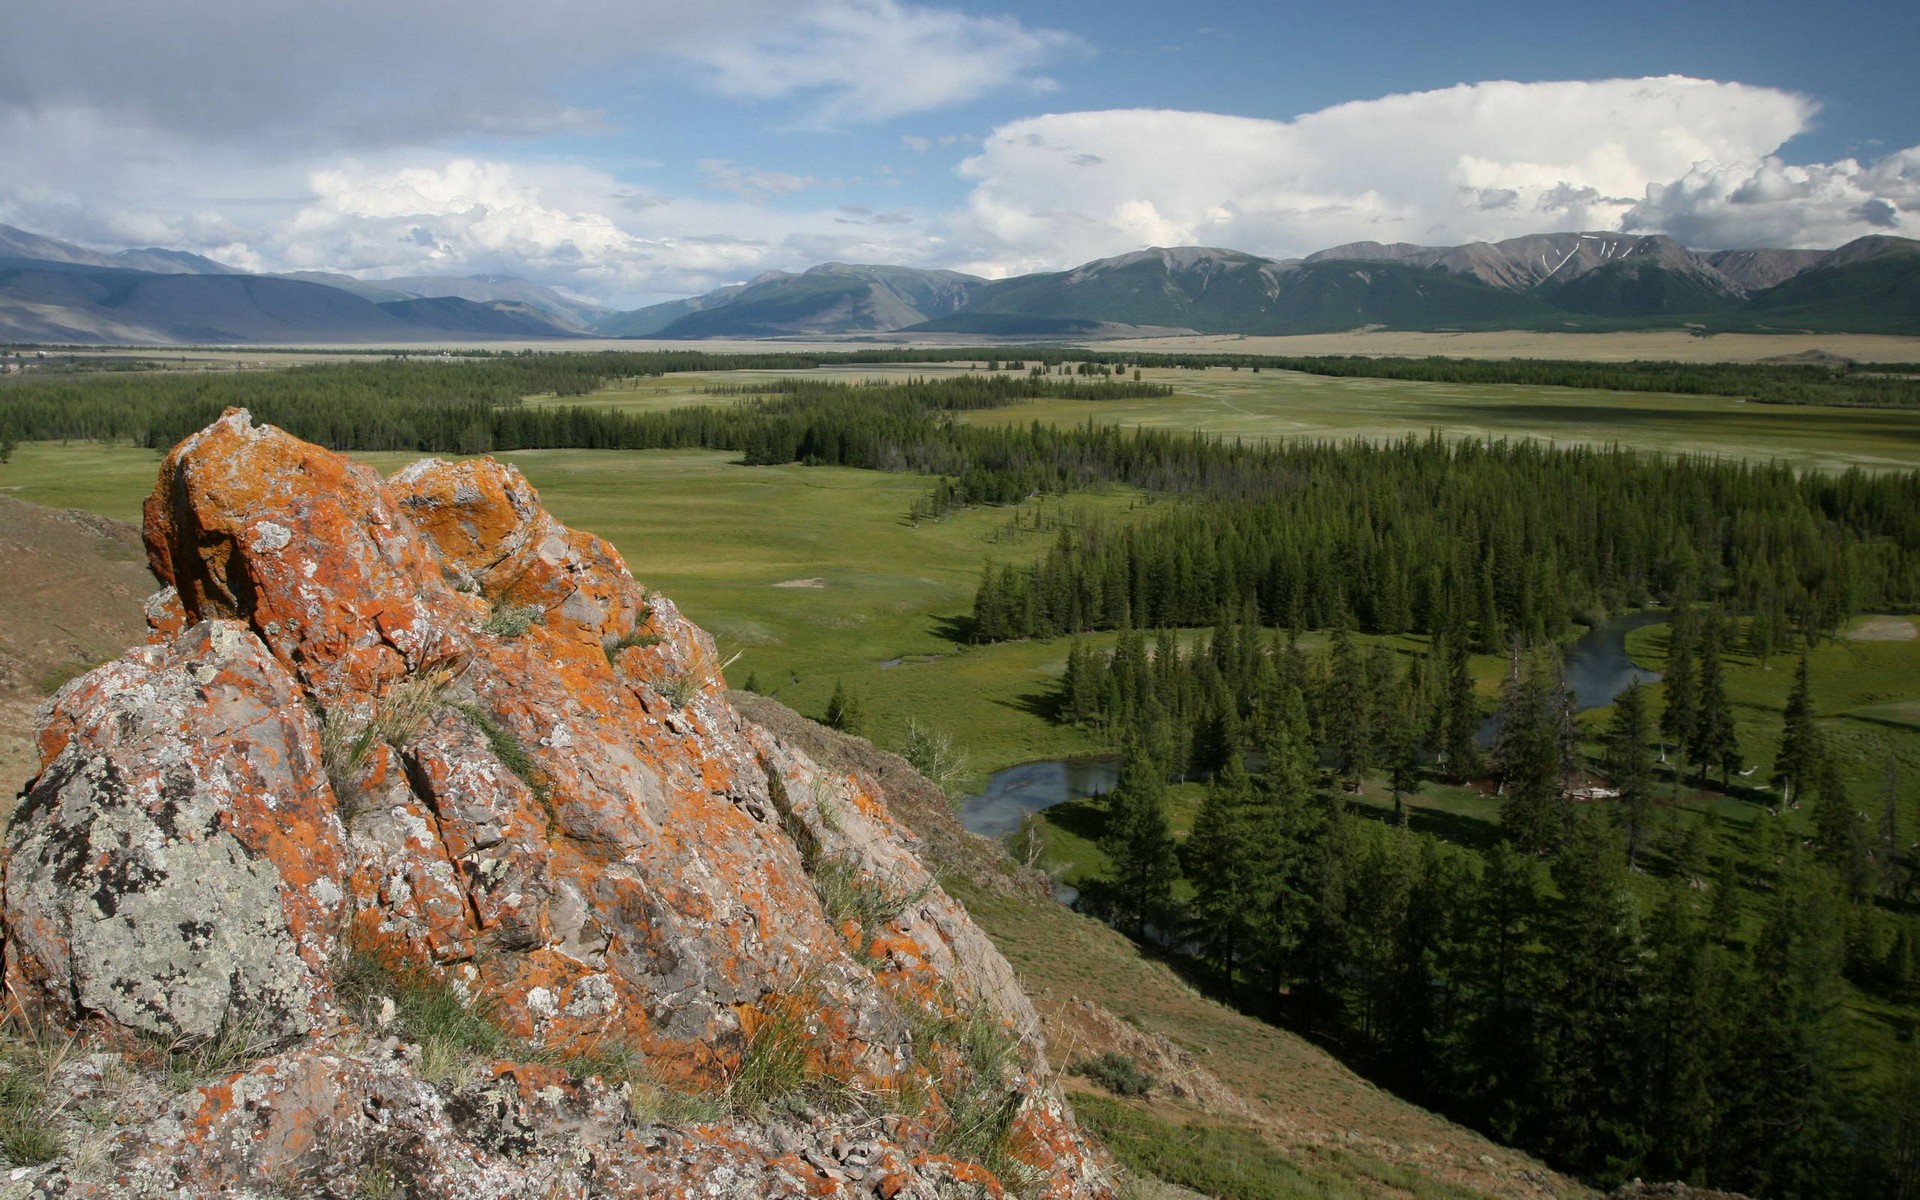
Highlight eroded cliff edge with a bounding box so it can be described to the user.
[0,409,1113,1198]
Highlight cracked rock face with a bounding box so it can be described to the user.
[1,409,1113,1199]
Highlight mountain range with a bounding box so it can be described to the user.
[629,232,1920,338]
[0,222,1915,344]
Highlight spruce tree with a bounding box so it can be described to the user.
[1692,615,1739,785]
[1328,623,1371,790]
[1469,840,1544,1142]
[1637,882,1718,1182]
[823,679,867,735]
[1186,753,1262,977]
[1772,654,1818,802]
[1813,753,1869,899]
[1495,645,1568,854]
[1387,723,1425,827]
[1062,638,1100,726]
[1102,741,1179,941]
[1541,814,1646,1176]
[1729,852,1850,1197]
[1604,682,1657,868]
[1439,637,1482,781]
[1659,610,1699,783]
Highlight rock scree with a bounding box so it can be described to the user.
[1,409,1113,1198]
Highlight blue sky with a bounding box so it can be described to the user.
[3,0,1916,307]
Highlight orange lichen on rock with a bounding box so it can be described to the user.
[1,410,1113,1198]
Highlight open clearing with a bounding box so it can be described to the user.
[1848,614,1918,640]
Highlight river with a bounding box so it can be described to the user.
[957,612,1665,840]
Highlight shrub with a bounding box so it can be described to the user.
[1069,1051,1156,1097]
[900,717,969,796]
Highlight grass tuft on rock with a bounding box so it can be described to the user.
[335,945,507,1085]
[481,602,544,638]
[0,1016,71,1166]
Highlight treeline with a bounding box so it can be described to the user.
[6,346,1915,459]
[0,359,1167,455]
[973,434,1920,646]
[1077,613,1918,1195]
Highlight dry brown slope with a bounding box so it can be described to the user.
[0,495,152,804]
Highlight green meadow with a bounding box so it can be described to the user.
[0,439,1132,777]
[963,366,1920,471]
[538,362,1920,471]
[9,353,1919,789]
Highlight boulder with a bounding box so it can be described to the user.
[1,409,1112,1198]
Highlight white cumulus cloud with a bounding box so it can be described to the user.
[247,159,941,304]
[949,77,1840,273]
[1622,149,1919,247]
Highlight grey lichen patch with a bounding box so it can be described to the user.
[7,752,314,1043]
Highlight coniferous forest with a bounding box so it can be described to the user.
[1049,599,1920,1196]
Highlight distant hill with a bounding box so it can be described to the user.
[1730,236,1920,333]
[594,263,989,338]
[937,248,1564,335]
[0,260,582,344]
[279,271,608,331]
[1,220,1915,343]
[602,232,1920,338]
[0,223,236,276]
[0,225,589,343]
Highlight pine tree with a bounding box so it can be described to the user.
[1439,637,1482,781]
[1604,682,1657,868]
[823,679,867,735]
[1540,813,1646,1175]
[1772,654,1819,802]
[742,670,761,694]
[1102,741,1179,941]
[1659,610,1699,784]
[1692,615,1739,785]
[1186,753,1263,978]
[1813,753,1868,899]
[1327,623,1371,789]
[1387,723,1425,827]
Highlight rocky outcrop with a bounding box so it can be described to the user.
[1,409,1113,1198]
